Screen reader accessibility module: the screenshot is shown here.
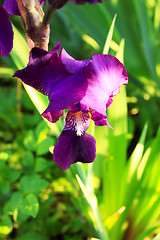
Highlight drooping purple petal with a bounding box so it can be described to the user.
[13,44,61,95]
[41,65,88,111]
[0,5,13,57]
[41,109,64,123]
[60,48,90,74]
[3,0,20,15]
[53,130,96,170]
[81,54,128,116]
[90,109,113,128]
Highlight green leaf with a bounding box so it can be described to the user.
[35,157,50,172]
[102,40,128,216]
[0,180,10,195]
[0,151,10,170]
[35,121,49,143]
[103,14,117,54]
[134,0,158,85]
[23,130,36,151]
[0,216,13,235]
[4,192,23,215]
[76,175,110,240]
[127,123,148,182]
[0,67,14,78]
[36,137,54,156]
[8,170,21,183]
[15,231,46,240]
[22,151,34,167]
[25,193,39,218]
[19,175,49,194]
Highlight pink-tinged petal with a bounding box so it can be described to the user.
[3,0,20,15]
[60,48,90,74]
[90,109,113,128]
[81,54,128,116]
[53,130,96,170]
[41,109,64,123]
[0,6,13,57]
[41,65,88,111]
[106,97,113,109]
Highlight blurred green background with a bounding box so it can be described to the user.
[0,0,160,239]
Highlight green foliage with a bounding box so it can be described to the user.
[0,0,160,239]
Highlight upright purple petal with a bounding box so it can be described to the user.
[60,48,90,74]
[3,0,20,15]
[81,54,128,116]
[41,65,88,111]
[53,130,96,170]
[0,5,13,57]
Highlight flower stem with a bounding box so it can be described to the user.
[43,2,56,25]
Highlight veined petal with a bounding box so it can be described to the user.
[3,0,20,15]
[0,5,13,57]
[60,48,90,74]
[81,54,128,116]
[64,111,91,135]
[53,130,96,170]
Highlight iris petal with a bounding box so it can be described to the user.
[41,109,64,123]
[90,109,113,128]
[53,130,96,170]
[3,0,20,15]
[41,65,88,111]
[13,44,60,95]
[81,54,128,116]
[0,6,13,57]
[60,48,90,74]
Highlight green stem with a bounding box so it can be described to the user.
[43,2,56,25]
[90,196,110,240]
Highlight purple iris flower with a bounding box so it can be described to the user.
[0,0,47,57]
[13,42,128,170]
[0,0,21,57]
[0,5,13,57]
[3,0,20,15]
